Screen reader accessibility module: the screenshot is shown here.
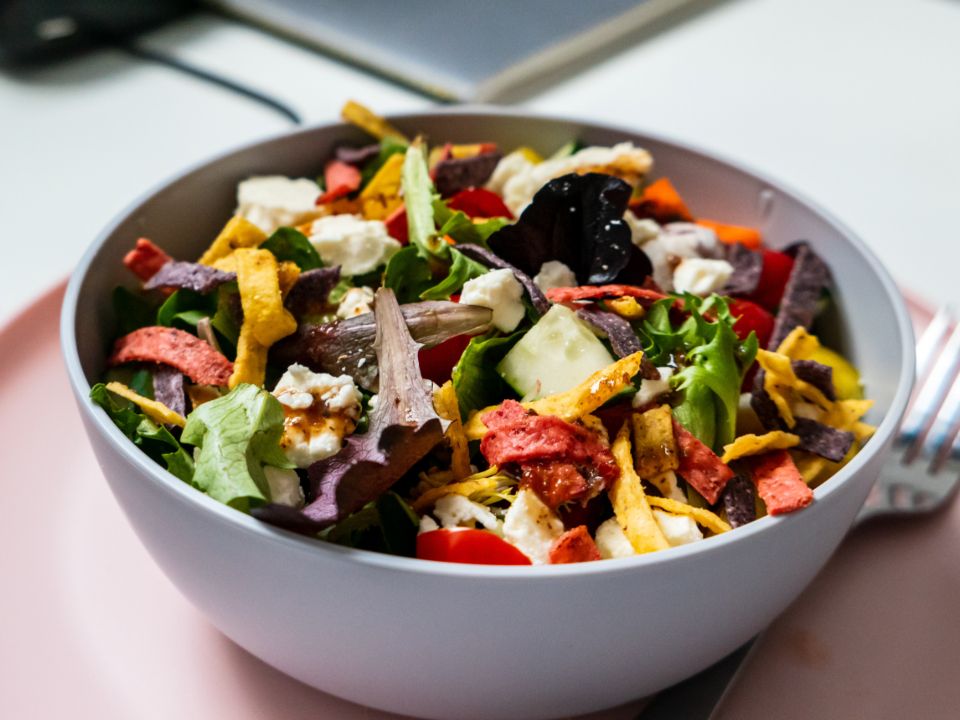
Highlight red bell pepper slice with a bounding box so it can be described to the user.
[418,333,472,385]
[385,203,409,244]
[416,528,532,565]
[447,188,514,219]
[748,249,795,312]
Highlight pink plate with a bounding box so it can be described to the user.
[2,284,957,719]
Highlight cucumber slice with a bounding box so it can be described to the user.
[497,305,615,400]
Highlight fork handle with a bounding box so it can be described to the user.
[634,641,756,720]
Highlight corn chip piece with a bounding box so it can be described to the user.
[776,326,821,360]
[722,431,801,464]
[792,452,828,484]
[341,100,408,141]
[464,352,645,440]
[105,381,186,427]
[853,421,876,443]
[359,153,405,220]
[631,404,679,478]
[229,325,269,388]
[234,248,297,347]
[277,260,301,294]
[411,475,502,513]
[822,399,874,430]
[645,496,731,535]
[606,296,645,320]
[609,424,670,553]
[198,216,266,266]
[758,349,797,427]
[434,381,472,480]
[186,384,222,410]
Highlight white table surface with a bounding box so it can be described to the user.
[2,0,959,326]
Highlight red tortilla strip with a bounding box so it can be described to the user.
[672,420,735,504]
[108,326,233,386]
[545,284,669,305]
[316,160,361,204]
[748,450,813,515]
[548,525,601,564]
[123,238,172,281]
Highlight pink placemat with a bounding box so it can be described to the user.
[2,285,956,719]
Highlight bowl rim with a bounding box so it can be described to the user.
[61,105,916,579]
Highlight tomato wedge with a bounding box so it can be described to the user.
[447,188,514,219]
[416,528,532,565]
[316,160,361,204]
[418,333,472,385]
[729,298,774,349]
[748,249,795,311]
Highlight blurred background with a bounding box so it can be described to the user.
[1,0,958,323]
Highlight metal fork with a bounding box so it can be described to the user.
[637,307,960,720]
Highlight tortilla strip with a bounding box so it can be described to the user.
[434,381,472,480]
[645,496,732,535]
[198,216,266,266]
[105,381,186,428]
[609,424,670,553]
[721,430,801,464]
[631,404,679,478]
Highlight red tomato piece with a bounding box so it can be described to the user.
[447,188,514,219]
[748,249,795,311]
[728,299,774,349]
[418,333,472,385]
[548,525,601,564]
[316,160,361,204]
[416,528,532,565]
[385,203,408,244]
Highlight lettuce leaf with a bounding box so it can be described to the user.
[90,383,194,483]
[156,288,217,329]
[402,144,446,258]
[433,199,510,247]
[113,286,156,335]
[419,248,488,301]
[180,383,293,510]
[383,245,433,303]
[452,331,522,419]
[261,227,323,270]
[639,294,757,450]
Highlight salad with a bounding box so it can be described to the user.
[91,101,875,566]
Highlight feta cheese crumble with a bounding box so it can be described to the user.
[336,286,375,319]
[432,494,499,531]
[653,510,704,546]
[502,489,564,565]
[533,260,577,292]
[595,518,635,559]
[271,364,362,468]
[236,176,323,234]
[263,466,304,508]
[459,268,526,333]
[635,221,722,292]
[633,366,675,408]
[672,258,734,296]
[307,214,401,276]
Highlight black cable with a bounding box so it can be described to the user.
[118,42,303,126]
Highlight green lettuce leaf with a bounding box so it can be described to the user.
[181,383,293,510]
[452,331,522,419]
[402,144,446,258]
[639,294,757,451]
[383,245,434,303]
[419,248,488,301]
[433,199,511,247]
[113,286,156,335]
[157,288,216,329]
[90,383,194,483]
[261,227,323,270]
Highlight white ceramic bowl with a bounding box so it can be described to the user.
[62,109,914,720]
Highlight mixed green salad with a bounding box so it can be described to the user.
[92,101,875,565]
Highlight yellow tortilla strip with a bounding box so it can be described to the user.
[198,216,266,266]
[411,475,501,513]
[722,431,800,464]
[631,404,679,478]
[105,381,186,428]
[606,296,645,320]
[228,324,269,388]
[776,325,821,360]
[464,352,645,440]
[341,100,408,142]
[647,470,686,502]
[433,381,472,480]
[645,496,731,535]
[757,348,798,426]
[610,424,670,553]
[234,248,298,347]
[359,152,405,220]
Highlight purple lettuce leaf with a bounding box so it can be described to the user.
[433,152,502,197]
[574,305,642,358]
[284,266,341,319]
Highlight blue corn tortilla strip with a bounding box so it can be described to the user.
[455,244,550,315]
[768,242,830,349]
[721,473,756,528]
[284,266,342,319]
[793,417,854,462]
[143,261,236,294]
[792,359,836,401]
[433,151,502,198]
[335,143,381,167]
[575,305,642,358]
[751,371,783,430]
[720,243,763,296]
[151,364,186,419]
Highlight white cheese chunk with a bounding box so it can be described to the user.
[263,466,304,508]
[433,494,499,531]
[272,364,362,468]
[595,518,636,559]
[419,515,440,534]
[459,268,525,333]
[307,214,401,276]
[672,258,734,296]
[632,366,675,408]
[502,489,564,565]
[533,260,577,293]
[236,176,322,234]
[485,150,536,196]
[624,211,661,248]
[336,286,375,319]
[653,510,704,546]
